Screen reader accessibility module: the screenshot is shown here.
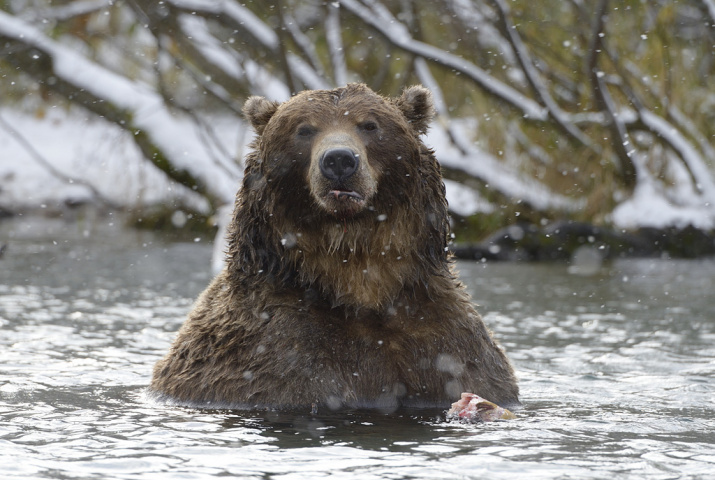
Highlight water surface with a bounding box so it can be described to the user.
[1,217,713,479]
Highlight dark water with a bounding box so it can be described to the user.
[1,217,713,479]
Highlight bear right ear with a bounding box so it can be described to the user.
[394,85,435,135]
[243,96,280,135]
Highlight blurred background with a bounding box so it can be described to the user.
[1,0,714,248]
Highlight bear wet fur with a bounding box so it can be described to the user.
[150,83,519,410]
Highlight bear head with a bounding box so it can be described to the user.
[242,83,435,219]
[230,83,449,309]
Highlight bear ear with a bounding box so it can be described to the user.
[243,96,280,135]
[395,85,435,135]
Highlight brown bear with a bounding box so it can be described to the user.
[150,83,519,411]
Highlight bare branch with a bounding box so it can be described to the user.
[487,0,595,150]
[275,9,298,94]
[586,0,638,189]
[594,74,639,188]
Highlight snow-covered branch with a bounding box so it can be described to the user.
[0,9,238,208]
[639,110,715,203]
[414,58,468,156]
[339,0,548,121]
[703,0,715,25]
[19,0,111,22]
[166,0,279,50]
[160,0,327,93]
[283,13,326,80]
[429,122,584,214]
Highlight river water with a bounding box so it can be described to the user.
[1,216,713,479]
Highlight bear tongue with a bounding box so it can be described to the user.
[328,189,364,202]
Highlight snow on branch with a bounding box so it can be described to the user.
[621,59,715,162]
[172,14,290,101]
[282,13,326,79]
[339,0,548,121]
[167,0,279,50]
[0,9,239,207]
[639,110,715,204]
[415,58,476,159]
[163,0,327,93]
[19,0,111,22]
[427,121,583,213]
[594,73,639,188]
[177,15,244,81]
[704,0,715,25]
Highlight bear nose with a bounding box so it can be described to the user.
[319,148,359,181]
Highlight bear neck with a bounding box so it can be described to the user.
[281,216,448,311]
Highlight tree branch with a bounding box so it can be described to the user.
[0,112,121,210]
[586,0,638,189]
[19,0,112,23]
[282,13,326,80]
[487,0,595,150]
[704,0,715,25]
[339,0,548,121]
[325,2,348,86]
[0,10,231,208]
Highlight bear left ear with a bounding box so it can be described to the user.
[395,85,435,135]
[243,96,280,135]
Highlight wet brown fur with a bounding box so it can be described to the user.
[150,84,519,410]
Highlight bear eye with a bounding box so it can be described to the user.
[359,121,378,132]
[297,125,317,137]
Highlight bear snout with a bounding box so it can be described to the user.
[309,133,377,218]
[319,148,359,181]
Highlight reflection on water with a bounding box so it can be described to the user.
[1,217,714,479]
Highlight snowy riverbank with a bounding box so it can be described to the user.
[1,106,714,233]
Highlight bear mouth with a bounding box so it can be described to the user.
[323,188,367,217]
[328,189,365,203]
